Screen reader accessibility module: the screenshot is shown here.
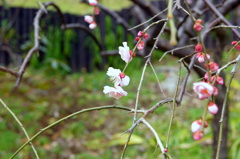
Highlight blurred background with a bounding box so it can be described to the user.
[0,0,240,159]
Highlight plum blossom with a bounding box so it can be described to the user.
[89,22,97,29]
[191,119,208,140]
[119,42,132,63]
[84,15,94,23]
[103,86,127,99]
[208,101,218,114]
[88,0,97,6]
[193,82,218,99]
[106,67,130,87]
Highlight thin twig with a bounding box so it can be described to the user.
[215,55,240,159]
[176,55,196,105]
[159,45,194,61]
[149,62,167,98]
[133,21,168,122]
[0,98,39,159]
[120,130,133,159]
[128,8,169,31]
[165,62,181,149]
[62,23,104,51]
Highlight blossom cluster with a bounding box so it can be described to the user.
[231,41,240,50]
[84,0,100,29]
[191,19,224,141]
[103,42,134,99]
[135,31,149,51]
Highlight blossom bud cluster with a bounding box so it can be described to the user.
[191,119,208,140]
[103,42,133,99]
[135,31,149,51]
[231,41,240,50]
[191,19,224,141]
[84,0,100,29]
[193,19,203,32]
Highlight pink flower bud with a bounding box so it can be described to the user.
[196,53,210,63]
[213,86,218,96]
[193,23,202,32]
[135,37,140,41]
[195,43,203,52]
[191,119,208,133]
[197,54,205,63]
[208,101,218,115]
[137,41,144,50]
[164,149,168,152]
[236,45,240,50]
[94,7,100,15]
[216,76,224,85]
[137,31,143,37]
[209,62,219,71]
[193,130,203,141]
[144,33,149,39]
[119,72,125,78]
[204,72,209,80]
[232,41,237,45]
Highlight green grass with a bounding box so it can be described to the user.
[0,58,239,158]
[1,0,132,15]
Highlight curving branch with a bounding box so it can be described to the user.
[14,2,66,88]
[62,23,104,51]
[10,105,131,159]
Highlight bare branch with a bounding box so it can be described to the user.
[0,66,19,77]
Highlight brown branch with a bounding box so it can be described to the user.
[62,23,104,51]
[14,2,66,88]
[176,55,195,106]
[0,66,18,77]
[203,0,240,39]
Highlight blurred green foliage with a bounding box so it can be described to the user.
[0,58,239,158]
[21,26,74,75]
[0,0,132,15]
